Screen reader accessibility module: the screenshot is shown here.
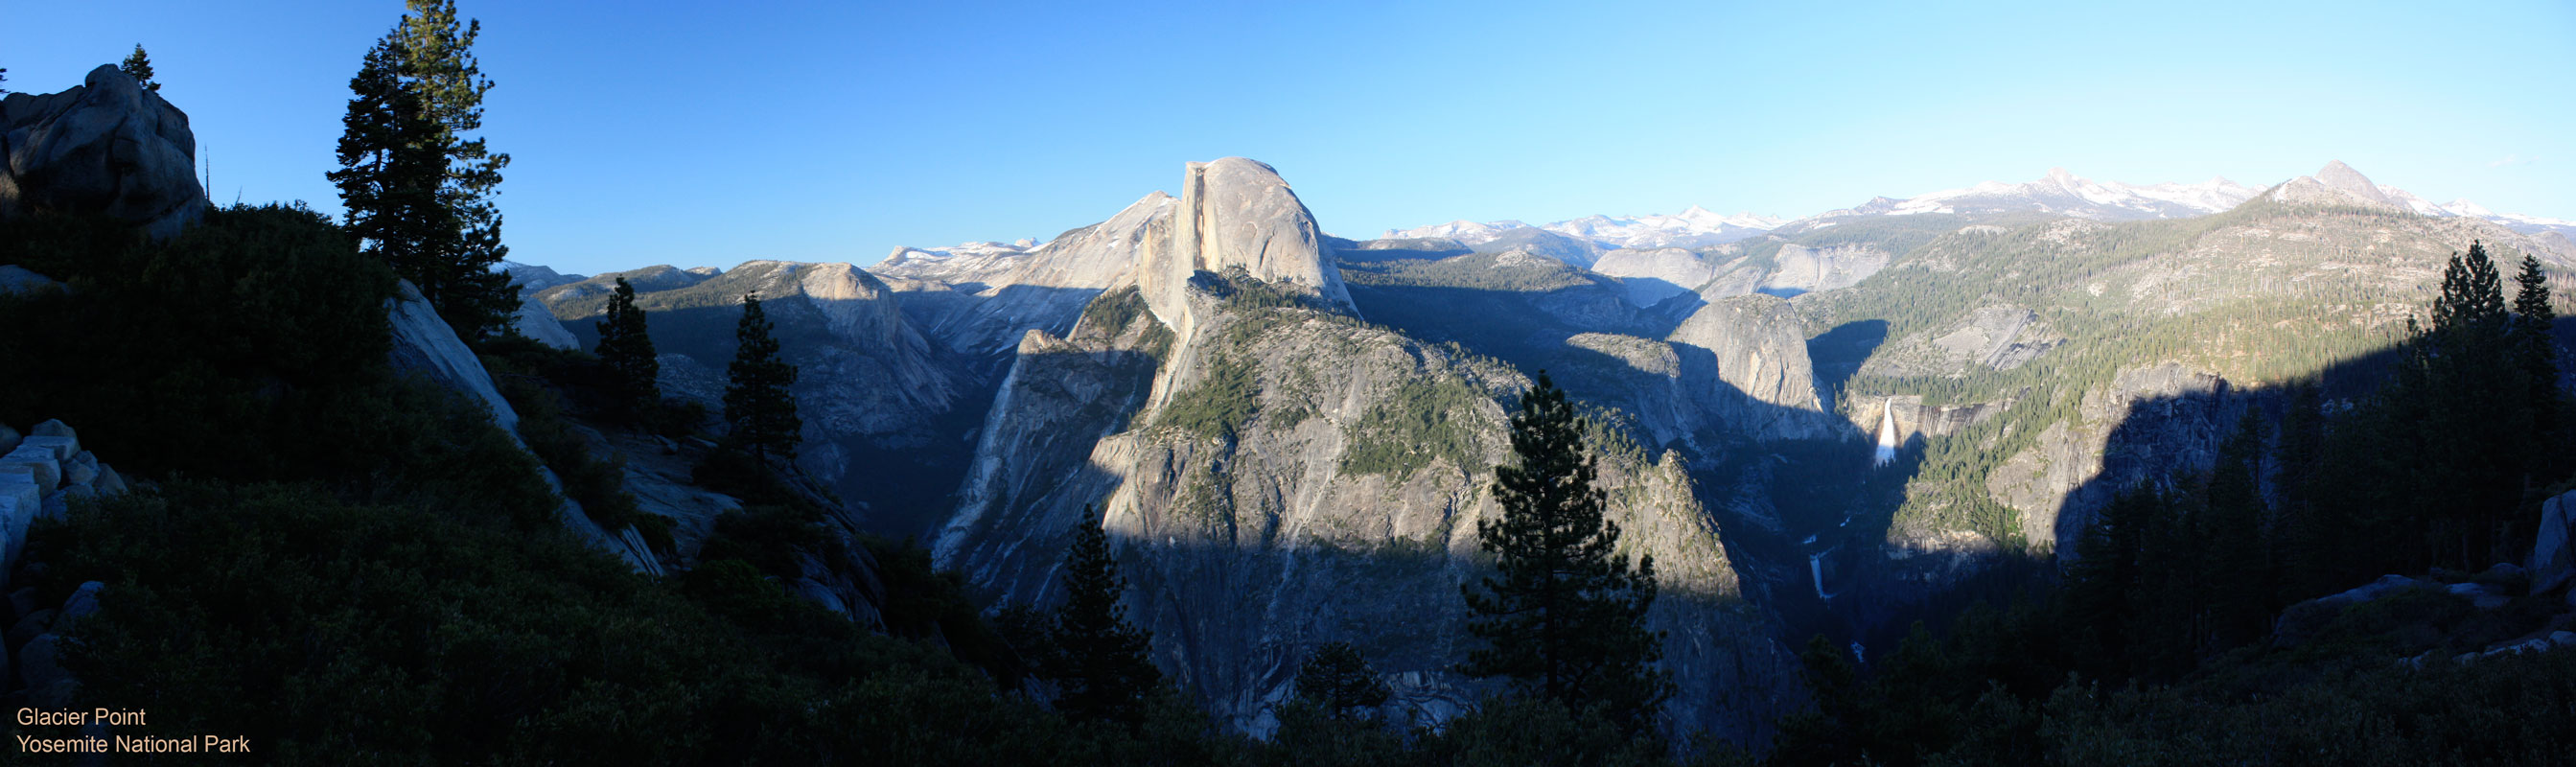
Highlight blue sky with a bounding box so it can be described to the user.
[9,1,2572,277]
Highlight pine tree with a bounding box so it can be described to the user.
[330,0,516,343]
[2203,411,2270,648]
[1293,641,1390,720]
[119,45,159,92]
[723,294,801,463]
[2427,242,2522,566]
[328,39,453,314]
[2513,252,2564,482]
[1459,372,1670,734]
[1044,508,1162,727]
[593,277,660,420]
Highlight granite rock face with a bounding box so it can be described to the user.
[1142,158,1355,331]
[1666,293,1832,441]
[938,278,1798,740]
[0,65,205,239]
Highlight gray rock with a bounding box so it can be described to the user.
[0,65,206,239]
[1142,157,1356,329]
[0,422,16,453]
[30,419,75,441]
[19,434,77,461]
[2532,490,2576,593]
[386,278,521,437]
[2554,631,2576,647]
[55,581,102,632]
[1666,293,1832,440]
[8,588,34,620]
[61,452,98,486]
[512,298,579,350]
[92,463,126,497]
[2274,574,2419,647]
[38,489,66,522]
[2,447,61,489]
[0,265,66,297]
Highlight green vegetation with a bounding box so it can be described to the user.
[1340,251,1598,292]
[1159,350,1260,440]
[1340,377,1487,478]
[1294,641,1393,719]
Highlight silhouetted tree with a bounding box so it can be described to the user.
[722,294,801,463]
[1294,641,1390,720]
[1044,508,1162,727]
[331,0,515,342]
[2513,252,2564,482]
[593,277,660,420]
[1460,372,1669,735]
[120,45,159,92]
[2427,242,2521,566]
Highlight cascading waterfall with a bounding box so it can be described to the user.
[1872,397,1898,467]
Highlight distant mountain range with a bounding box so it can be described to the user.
[1362,164,2575,254]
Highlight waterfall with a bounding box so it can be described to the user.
[1872,397,1898,466]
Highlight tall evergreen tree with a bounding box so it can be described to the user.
[330,0,516,343]
[723,294,801,463]
[2426,242,2522,566]
[1044,508,1162,727]
[328,39,453,313]
[1459,372,1670,735]
[2203,412,2271,648]
[593,277,660,420]
[1294,641,1391,720]
[2513,252,2564,482]
[119,44,159,92]
[2273,382,2332,600]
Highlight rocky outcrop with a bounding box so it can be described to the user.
[1984,362,2237,551]
[0,420,128,585]
[535,260,960,531]
[1666,293,1832,440]
[0,65,205,239]
[939,276,1796,740]
[1141,158,1355,330]
[504,263,583,349]
[1861,306,2065,379]
[386,279,665,573]
[2533,490,2576,594]
[876,193,1168,359]
[1591,247,1718,307]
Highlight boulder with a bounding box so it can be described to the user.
[1,446,60,489]
[61,451,98,486]
[55,581,102,632]
[0,265,67,297]
[2532,490,2576,593]
[8,588,34,620]
[37,489,65,522]
[2448,581,2511,610]
[2274,574,2419,647]
[18,434,77,461]
[0,65,206,239]
[0,422,17,454]
[92,463,127,497]
[30,419,75,441]
[512,298,579,350]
